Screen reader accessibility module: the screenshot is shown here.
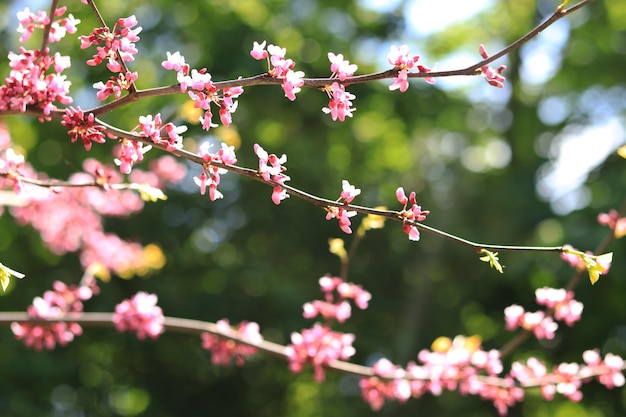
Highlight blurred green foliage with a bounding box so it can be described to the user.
[1,0,625,416]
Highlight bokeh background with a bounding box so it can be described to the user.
[1,0,625,416]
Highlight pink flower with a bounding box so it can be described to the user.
[301,277,371,323]
[286,323,355,382]
[93,71,138,100]
[61,106,107,151]
[360,359,410,411]
[322,82,356,121]
[161,51,189,74]
[478,44,507,88]
[0,47,73,118]
[201,319,262,366]
[396,187,429,241]
[254,143,290,204]
[326,206,357,234]
[17,7,79,43]
[11,278,99,351]
[80,16,142,72]
[324,180,361,233]
[389,69,409,92]
[328,52,357,80]
[250,40,268,60]
[112,292,164,340]
[598,209,626,238]
[193,142,237,200]
[282,70,305,101]
[504,304,525,331]
[387,45,420,69]
[0,148,27,194]
[114,139,149,174]
[583,350,625,389]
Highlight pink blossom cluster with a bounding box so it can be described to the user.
[201,319,263,366]
[254,143,290,205]
[359,337,626,415]
[137,113,186,151]
[387,45,434,92]
[504,287,583,339]
[535,287,583,326]
[250,41,304,101]
[325,180,361,234]
[504,305,558,340]
[582,349,625,389]
[360,358,411,411]
[194,142,237,200]
[359,344,626,415]
[303,276,371,323]
[286,322,356,382]
[286,277,368,381]
[3,6,75,119]
[17,6,80,43]
[321,53,358,121]
[361,337,508,413]
[93,70,138,101]
[11,278,99,351]
[114,138,150,175]
[511,350,625,404]
[598,209,626,238]
[322,82,357,122]
[478,44,507,88]
[7,156,184,275]
[112,292,164,340]
[0,148,27,194]
[0,46,72,118]
[106,111,185,175]
[79,15,141,73]
[162,52,244,131]
[396,187,430,241]
[61,106,108,151]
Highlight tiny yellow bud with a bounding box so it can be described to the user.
[362,206,388,231]
[328,238,347,261]
[431,336,452,353]
[85,262,111,283]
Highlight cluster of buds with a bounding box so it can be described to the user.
[504,287,583,339]
[11,278,99,350]
[194,142,238,201]
[112,292,164,340]
[201,319,263,366]
[396,187,430,241]
[286,277,370,381]
[250,41,304,101]
[387,44,434,92]
[254,143,290,205]
[325,180,361,234]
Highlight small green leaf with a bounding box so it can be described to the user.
[129,183,168,202]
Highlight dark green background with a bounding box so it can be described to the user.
[1,0,625,416]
